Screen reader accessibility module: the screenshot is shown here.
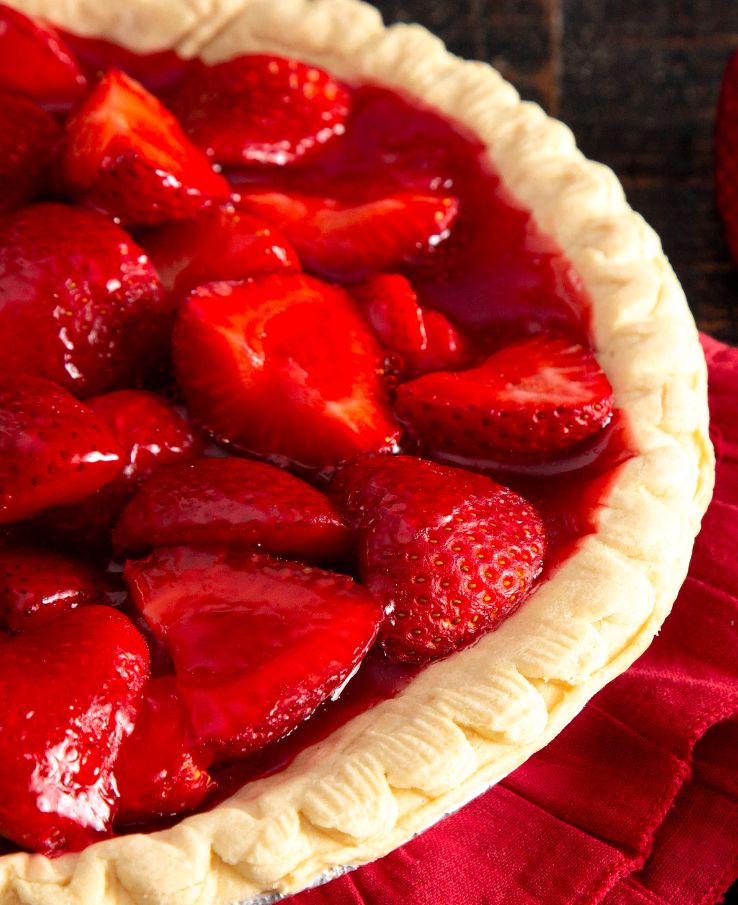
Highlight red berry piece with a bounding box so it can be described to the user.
[169,54,351,166]
[33,391,203,550]
[396,334,614,464]
[0,375,122,524]
[140,204,300,297]
[125,546,382,756]
[88,390,203,486]
[114,457,351,560]
[0,606,149,854]
[0,203,170,396]
[716,49,738,265]
[114,677,214,824]
[351,274,471,378]
[0,3,87,112]
[0,92,61,214]
[333,455,547,663]
[63,69,230,226]
[239,189,459,282]
[173,274,400,472]
[0,545,104,631]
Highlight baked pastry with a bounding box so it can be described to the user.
[0,1,713,903]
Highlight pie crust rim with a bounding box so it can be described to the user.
[1,2,714,903]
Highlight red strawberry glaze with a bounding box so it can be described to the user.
[5,35,636,844]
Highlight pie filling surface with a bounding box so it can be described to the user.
[0,9,642,862]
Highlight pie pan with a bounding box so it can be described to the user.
[0,2,714,903]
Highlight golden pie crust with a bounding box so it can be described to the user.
[1,1,714,903]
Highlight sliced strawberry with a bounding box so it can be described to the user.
[88,390,203,486]
[63,69,229,226]
[113,457,351,559]
[139,204,300,297]
[0,92,61,214]
[0,203,171,396]
[396,335,614,464]
[125,546,382,756]
[0,545,104,631]
[0,606,149,854]
[33,391,203,550]
[238,189,459,282]
[351,274,471,378]
[716,49,738,265]
[333,455,546,663]
[114,677,214,823]
[172,274,400,472]
[0,375,122,524]
[168,54,351,166]
[0,3,87,112]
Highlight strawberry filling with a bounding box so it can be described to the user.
[0,15,635,856]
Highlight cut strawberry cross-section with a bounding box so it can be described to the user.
[0,606,149,854]
[0,92,61,215]
[0,374,123,524]
[63,69,230,225]
[238,189,459,282]
[168,54,351,166]
[140,204,300,297]
[125,546,383,756]
[0,203,171,397]
[0,2,87,112]
[114,457,351,560]
[396,334,614,464]
[173,273,400,472]
[332,455,547,663]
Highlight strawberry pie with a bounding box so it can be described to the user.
[0,1,713,903]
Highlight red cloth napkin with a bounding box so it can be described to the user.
[289,333,738,905]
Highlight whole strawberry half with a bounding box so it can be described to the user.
[172,274,400,472]
[238,189,459,282]
[0,545,104,631]
[33,390,203,550]
[0,374,122,524]
[396,334,614,464]
[114,676,214,824]
[716,48,738,265]
[0,203,172,396]
[125,546,383,756]
[168,54,351,167]
[351,273,471,378]
[0,606,149,854]
[114,457,351,560]
[0,2,87,112]
[332,455,547,663]
[0,92,61,215]
[63,69,230,226]
[140,203,300,297]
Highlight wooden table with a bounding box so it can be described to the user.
[370,0,738,343]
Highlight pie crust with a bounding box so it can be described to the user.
[0,2,714,903]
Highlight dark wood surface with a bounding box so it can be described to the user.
[370,0,738,343]
[367,4,738,902]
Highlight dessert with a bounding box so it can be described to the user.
[0,1,713,903]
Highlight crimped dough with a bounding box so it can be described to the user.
[0,2,714,903]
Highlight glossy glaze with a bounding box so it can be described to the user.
[8,34,634,841]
